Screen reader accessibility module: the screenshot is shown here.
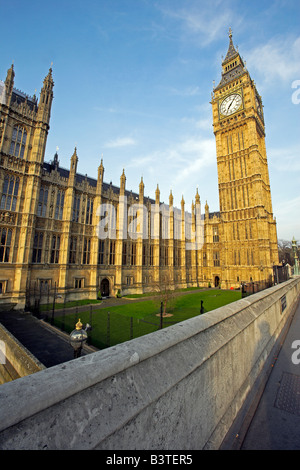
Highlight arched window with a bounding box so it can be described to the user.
[0,228,12,262]
[54,190,64,220]
[69,237,77,264]
[85,198,93,224]
[37,187,48,217]
[82,237,91,264]
[9,125,27,158]
[50,235,60,264]
[0,175,19,211]
[72,195,80,222]
[32,232,43,263]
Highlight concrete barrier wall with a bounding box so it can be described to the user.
[0,323,45,384]
[0,277,299,450]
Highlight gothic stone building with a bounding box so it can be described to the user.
[0,32,279,308]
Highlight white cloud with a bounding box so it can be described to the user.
[246,36,300,85]
[125,136,216,200]
[195,117,212,131]
[171,138,215,184]
[269,145,300,172]
[125,155,154,169]
[274,195,300,239]
[168,86,201,96]
[104,137,137,148]
[158,3,242,46]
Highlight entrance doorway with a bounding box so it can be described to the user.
[100,278,110,297]
[214,276,220,288]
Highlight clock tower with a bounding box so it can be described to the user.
[211,29,279,287]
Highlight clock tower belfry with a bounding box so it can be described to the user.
[211,29,279,287]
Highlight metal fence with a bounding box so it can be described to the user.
[25,285,174,349]
[25,268,291,349]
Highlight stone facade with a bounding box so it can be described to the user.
[0,32,279,308]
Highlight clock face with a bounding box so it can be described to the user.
[255,96,263,117]
[220,93,242,116]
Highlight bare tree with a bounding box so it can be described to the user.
[278,239,293,265]
[149,274,176,328]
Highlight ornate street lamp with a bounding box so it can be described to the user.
[292,237,299,276]
[69,319,88,358]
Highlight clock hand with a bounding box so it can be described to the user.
[227,98,235,111]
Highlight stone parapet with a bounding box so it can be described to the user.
[0,323,45,384]
[0,277,299,449]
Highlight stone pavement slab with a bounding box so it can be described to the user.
[240,299,300,450]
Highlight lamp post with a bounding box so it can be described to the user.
[292,237,299,276]
[70,319,88,358]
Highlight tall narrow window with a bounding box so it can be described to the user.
[98,240,105,265]
[213,251,220,267]
[173,246,178,266]
[50,235,60,264]
[213,226,219,243]
[9,125,27,158]
[69,237,77,264]
[142,244,147,266]
[72,195,80,222]
[122,243,127,266]
[82,238,91,264]
[159,246,164,266]
[32,232,43,263]
[37,187,48,217]
[85,198,93,225]
[149,245,154,266]
[164,244,168,266]
[0,228,12,262]
[186,249,191,267]
[1,175,19,211]
[109,241,115,265]
[55,191,64,220]
[131,243,136,266]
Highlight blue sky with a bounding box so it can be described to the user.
[1,0,300,241]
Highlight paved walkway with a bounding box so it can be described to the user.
[0,310,95,368]
[222,298,300,450]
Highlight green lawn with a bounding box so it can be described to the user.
[40,298,102,311]
[52,289,242,350]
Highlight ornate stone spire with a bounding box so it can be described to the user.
[120,168,126,195]
[223,27,238,65]
[5,63,15,96]
[98,157,104,182]
[38,66,54,123]
[169,189,173,207]
[155,184,160,205]
[214,29,245,91]
[70,147,78,172]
